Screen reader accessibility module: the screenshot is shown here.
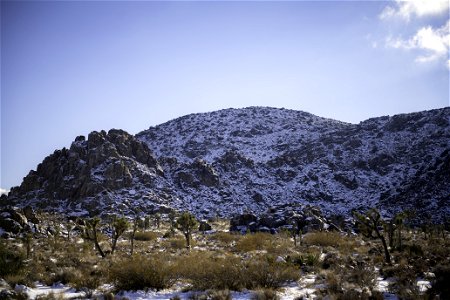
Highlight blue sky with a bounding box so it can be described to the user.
[1,0,449,192]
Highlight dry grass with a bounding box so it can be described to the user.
[235,232,274,252]
[109,254,177,291]
[303,231,345,248]
[134,231,159,241]
[2,212,448,298]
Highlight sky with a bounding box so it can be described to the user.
[1,0,449,192]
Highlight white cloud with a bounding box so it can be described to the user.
[386,20,450,66]
[380,0,449,21]
[0,188,10,196]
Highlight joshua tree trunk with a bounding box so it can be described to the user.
[184,233,191,250]
[130,217,138,256]
[92,228,106,258]
[374,226,391,264]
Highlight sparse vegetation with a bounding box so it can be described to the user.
[109,254,177,291]
[0,210,448,299]
[176,212,198,250]
[133,231,158,241]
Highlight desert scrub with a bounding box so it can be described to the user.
[251,289,280,300]
[35,292,66,300]
[133,231,159,241]
[109,254,177,291]
[188,290,232,300]
[162,236,193,250]
[245,256,300,289]
[235,232,274,252]
[209,232,240,245]
[71,268,104,298]
[179,252,245,291]
[179,252,299,290]
[303,231,347,248]
[0,240,25,277]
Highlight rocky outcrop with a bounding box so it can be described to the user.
[229,205,343,234]
[3,107,450,223]
[6,129,167,215]
[0,206,39,235]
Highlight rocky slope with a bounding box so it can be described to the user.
[3,107,450,223]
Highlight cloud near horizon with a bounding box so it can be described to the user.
[0,188,10,196]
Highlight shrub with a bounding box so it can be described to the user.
[109,254,176,291]
[188,290,232,300]
[71,268,103,298]
[179,252,245,291]
[134,231,158,241]
[51,267,77,285]
[209,290,232,300]
[165,237,188,250]
[0,241,25,277]
[303,231,344,248]
[210,232,239,245]
[179,252,299,291]
[245,257,300,289]
[427,264,450,299]
[235,232,273,252]
[35,292,65,300]
[303,252,321,269]
[3,273,31,288]
[345,264,376,290]
[251,289,280,300]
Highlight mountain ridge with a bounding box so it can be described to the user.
[3,106,449,224]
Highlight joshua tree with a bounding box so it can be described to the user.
[169,211,177,235]
[353,208,391,264]
[22,233,33,259]
[176,212,198,250]
[66,221,74,241]
[84,217,106,258]
[154,213,161,229]
[130,215,139,256]
[289,215,307,247]
[111,216,129,255]
[144,216,151,231]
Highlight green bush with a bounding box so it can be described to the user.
[109,254,176,291]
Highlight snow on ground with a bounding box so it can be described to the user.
[417,279,431,293]
[374,277,398,300]
[10,272,430,299]
[119,290,254,300]
[17,282,84,299]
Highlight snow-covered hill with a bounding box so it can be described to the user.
[3,107,450,223]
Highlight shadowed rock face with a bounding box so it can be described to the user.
[7,129,166,215]
[4,107,450,223]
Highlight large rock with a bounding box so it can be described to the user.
[0,212,22,234]
[23,206,39,224]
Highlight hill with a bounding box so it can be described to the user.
[4,107,450,223]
